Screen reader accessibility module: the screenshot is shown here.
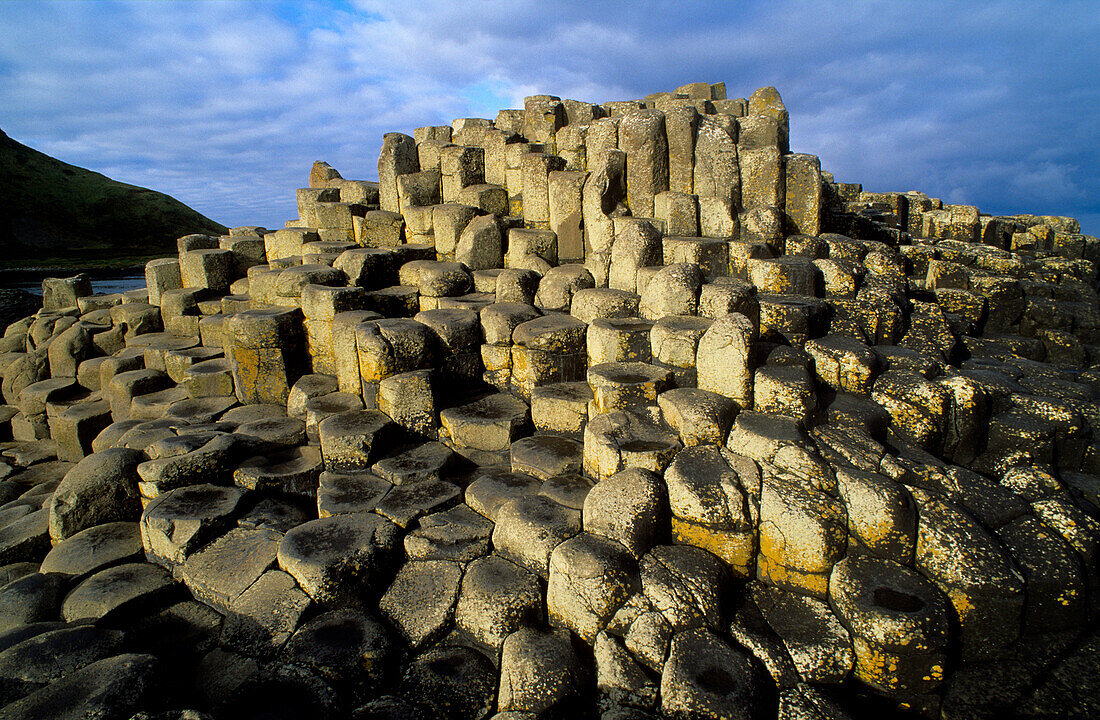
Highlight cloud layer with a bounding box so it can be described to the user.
[1,0,1097,234]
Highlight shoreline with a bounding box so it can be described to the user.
[0,263,150,278]
[0,264,150,296]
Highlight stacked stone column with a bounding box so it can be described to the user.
[227,306,307,405]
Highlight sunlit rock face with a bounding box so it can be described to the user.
[0,82,1097,720]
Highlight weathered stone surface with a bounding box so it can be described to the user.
[135,434,237,499]
[221,568,310,658]
[378,133,418,213]
[694,113,739,204]
[571,288,640,325]
[405,503,492,562]
[441,393,530,454]
[61,561,176,623]
[609,219,663,294]
[493,494,582,578]
[0,572,68,632]
[836,468,916,564]
[0,508,51,566]
[455,553,544,652]
[665,236,729,279]
[758,472,847,598]
[356,318,438,406]
[315,471,391,519]
[303,391,364,440]
[283,607,392,691]
[277,512,400,606]
[456,215,504,271]
[510,434,583,480]
[463,469,535,521]
[233,445,323,497]
[227,306,307,406]
[373,477,461,529]
[48,447,144,541]
[521,152,566,224]
[317,409,397,472]
[912,490,1024,661]
[0,653,158,720]
[657,388,737,447]
[540,474,596,513]
[829,554,951,698]
[594,630,660,713]
[623,609,675,677]
[999,514,1086,633]
[660,628,765,720]
[379,559,463,649]
[288,374,339,418]
[548,531,640,642]
[583,468,668,557]
[727,410,834,492]
[511,314,588,399]
[235,414,306,452]
[754,583,853,684]
[650,314,712,386]
[0,624,126,705]
[805,335,879,395]
[140,483,245,567]
[587,318,654,365]
[373,441,453,485]
[180,526,281,612]
[583,410,680,482]
[497,627,590,715]
[530,381,591,439]
[400,644,498,720]
[665,446,757,576]
[619,110,669,219]
[754,363,817,422]
[587,362,670,416]
[696,313,755,409]
[40,521,143,582]
[107,368,172,421]
[238,497,309,535]
[640,264,703,320]
[640,544,728,635]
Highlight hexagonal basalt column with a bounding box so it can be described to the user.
[226,306,307,406]
[355,318,437,407]
[665,445,757,577]
[650,315,713,388]
[511,315,588,401]
[829,554,951,701]
[583,410,681,482]
[587,361,671,417]
[440,393,530,465]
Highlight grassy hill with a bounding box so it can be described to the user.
[0,128,227,269]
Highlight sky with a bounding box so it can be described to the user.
[1,0,1098,236]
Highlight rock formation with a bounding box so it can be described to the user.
[0,82,1098,720]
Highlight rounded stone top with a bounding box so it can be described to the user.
[228,306,304,348]
[829,553,951,652]
[513,315,587,350]
[588,361,671,388]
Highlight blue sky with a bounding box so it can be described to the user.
[1,0,1098,236]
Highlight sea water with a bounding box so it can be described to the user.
[0,270,148,296]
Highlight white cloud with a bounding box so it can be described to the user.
[0,0,1096,233]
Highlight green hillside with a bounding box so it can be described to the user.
[0,128,227,269]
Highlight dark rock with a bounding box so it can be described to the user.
[0,572,68,632]
[0,652,158,720]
